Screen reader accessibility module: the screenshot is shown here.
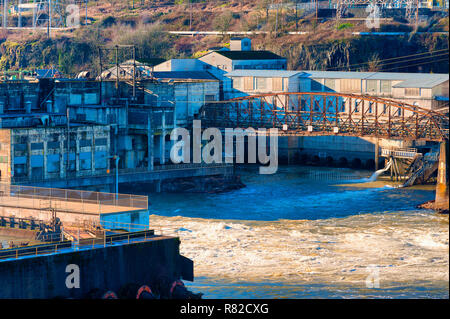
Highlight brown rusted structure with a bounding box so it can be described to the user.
[200,92,449,142]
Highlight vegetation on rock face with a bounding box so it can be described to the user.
[0,0,448,75]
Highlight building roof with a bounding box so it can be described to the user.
[152,71,218,81]
[213,50,286,61]
[392,76,449,88]
[226,70,302,78]
[300,71,449,88]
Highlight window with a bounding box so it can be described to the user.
[366,80,377,93]
[341,79,361,93]
[243,77,254,91]
[380,80,391,94]
[80,139,92,147]
[324,79,336,91]
[47,154,60,173]
[205,95,216,102]
[14,164,27,177]
[272,78,283,91]
[47,141,60,149]
[233,77,242,89]
[405,88,420,96]
[95,138,108,146]
[31,143,43,150]
[256,77,267,90]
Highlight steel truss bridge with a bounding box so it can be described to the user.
[199,92,449,142]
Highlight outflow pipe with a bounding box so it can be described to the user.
[368,159,393,182]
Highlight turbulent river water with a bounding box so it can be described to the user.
[146,166,448,299]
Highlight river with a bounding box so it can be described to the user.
[145,166,449,299]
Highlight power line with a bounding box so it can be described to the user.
[381,58,449,71]
[327,48,449,71]
[348,52,449,71]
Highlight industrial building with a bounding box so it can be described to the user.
[0,61,228,191]
[224,69,449,110]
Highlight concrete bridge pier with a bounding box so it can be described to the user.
[435,140,449,211]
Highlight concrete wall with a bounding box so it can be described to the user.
[6,125,111,182]
[0,237,193,298]
[0,81,40,113]
[174,81,220,125]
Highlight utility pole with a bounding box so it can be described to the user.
[132,46,136,101]
[85,0,88,26]
[18,0,22,28]
[295,0,298,30]
[98,47,103,105]
[2,0,8,29]
[275,2,278,35]
[315,0,318,21]
[115,45,119,98]
[189,0,192,31]
[415,0,419,30]
[47,0,52,38]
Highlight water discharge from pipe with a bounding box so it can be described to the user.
[367,159,393,182]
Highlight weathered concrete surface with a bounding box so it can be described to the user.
[0,236,193,298]
[435,141,449,211]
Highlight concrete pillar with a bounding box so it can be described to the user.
[27,137,32,179]
[91,132,96,174]
[43,134,48,180]
[155,180,161,193]
[435,140,449,211]
[375,138,379,171]
[75,131,80,175]
[160,111,166,165]
[287,136,298,164]
[107,128,111,174]
[59,136,64,178]
[147,115,154,171]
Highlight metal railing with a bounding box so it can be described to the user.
[0,226,178,261]
[0,241,72,260]
[304,170,368,181]
[0,184,148,214]
[7,163,234,185]
[0,214,189,261]
[381,148,419,159]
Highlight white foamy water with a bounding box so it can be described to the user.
[150,211,449,297]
